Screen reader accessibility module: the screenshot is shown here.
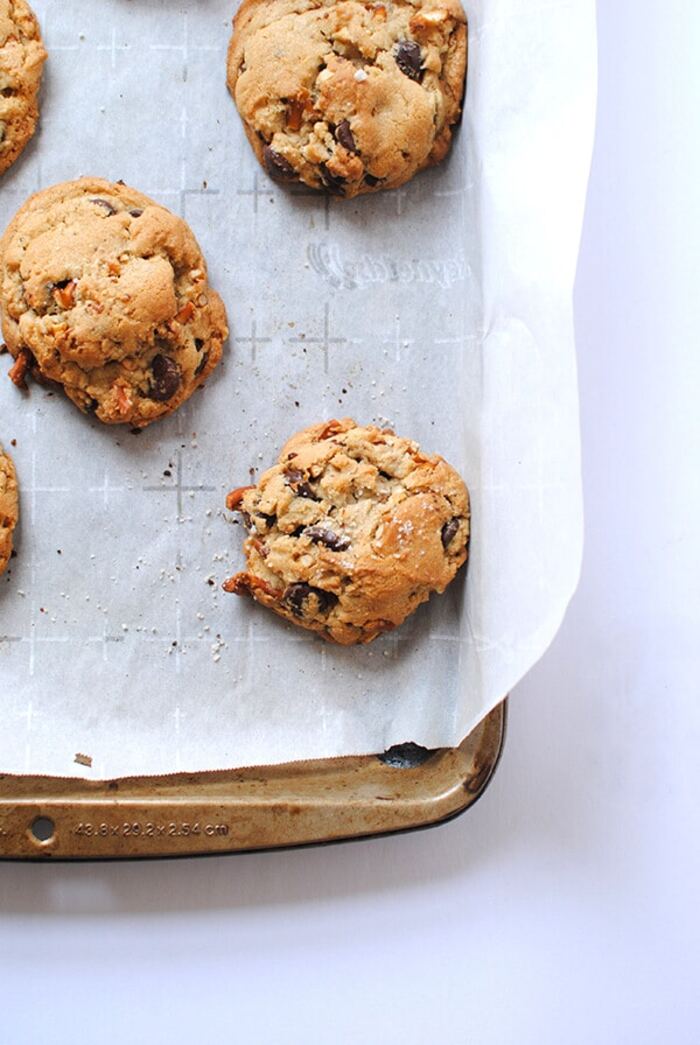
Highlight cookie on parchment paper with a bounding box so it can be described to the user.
[227,0,467,199]
[0,444,18,576]
[0,178,228,428]
[0,0,47,176]
[224,418,470,645]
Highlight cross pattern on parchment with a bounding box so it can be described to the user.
[234,318,272,362]
[237,171,275,216]
[89,470,125,509]
[15,700,39,731]
[148,11,227,81]
[26,620,71,678]
[383,316,415,363]
[142,448,215,520]
[97,28,130,70]
[144,601,223,675]
[28,439,70,516]
[146,169,221,220]
[290,186,332,231]
[87,621,125,664]
[287,302,346,373]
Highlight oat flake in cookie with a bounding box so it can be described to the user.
[224,419,470,645]
[0,0,47,176]
[0,445,18,577]
[227,0,467,199]
[0,178,228,427]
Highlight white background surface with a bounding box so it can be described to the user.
[1,1,698,1042]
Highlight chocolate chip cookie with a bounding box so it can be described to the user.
[0,178,228,427]
[0,0,47,176]
[0,444,18,576]
[224,418,470,644]
[227,0,467,199]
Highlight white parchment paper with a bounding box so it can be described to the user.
[0,0,597,777]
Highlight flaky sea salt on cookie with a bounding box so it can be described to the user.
[0,444,18,576]
[227,0,467,199]
[0,178,228,427]
[224,418,470,645]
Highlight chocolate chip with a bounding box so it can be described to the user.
[441,518,461,549]
[283,582,338,617]
[335,120,356,153]
[395,40,423,82]
[364,173,381,187]
[284,468,317,500]
[129,208,143,218]
[256,512,277,529]
[263,145,296,180]
[320,164,345,196]
[1,87,14,98]
[241,511,253,529]
[283,583,312,616]
[90,198,118,215]
[194,351,209,376]
[305,526,351,552]
[148,354,182,401]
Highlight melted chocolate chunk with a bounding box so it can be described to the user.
[395,40,423,82]
[284,468,317,500]
[283,582,338,617]
[364,173,381,187]
[441,517,461,549]
[129,208,143,218]
[305,526,351,552]
[148,354,182,402]
[90,198,118,215]
[263,145,296,180]
[335,120,356,153]
[320,164,345,196]
[194,351,209,377]
[256,512,277,529]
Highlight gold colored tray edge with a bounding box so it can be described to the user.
[0,701,506,860]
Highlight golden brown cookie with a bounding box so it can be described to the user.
[0,0,47,176]
[0,178,228,427]
[0,443,18,576]
[227,0,467,199]
[224,418,470,644]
